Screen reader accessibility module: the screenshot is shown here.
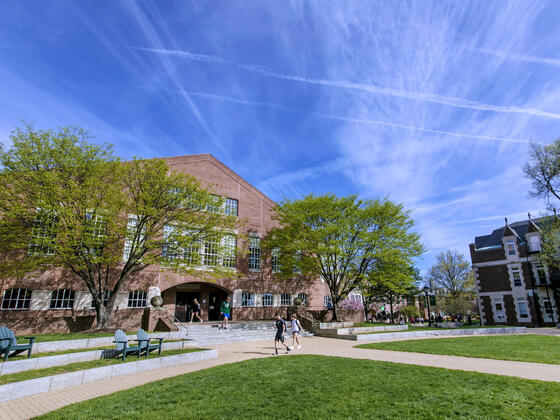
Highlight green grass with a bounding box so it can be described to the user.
[32,331,142,343]
[4,346,113,361]
[0,348,204,385]
[356,334,560,364]
[39,355,560,419]
[352,323,502,334]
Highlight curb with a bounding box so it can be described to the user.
[353,327,527,341]
[0,349,218,402]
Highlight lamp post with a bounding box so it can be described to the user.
[423,286,432,327]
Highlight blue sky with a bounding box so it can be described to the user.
[1,1,559,273]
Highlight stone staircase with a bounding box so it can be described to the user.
[184,321,312,347]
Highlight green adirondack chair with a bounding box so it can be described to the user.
[137,328,163,357]
[113,329,141,362]
[0,326,35,361]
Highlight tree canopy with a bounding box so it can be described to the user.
[0,124,238,328]
[264,194,423,321]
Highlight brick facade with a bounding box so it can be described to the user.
[470,217,560,327]
[1,154,335,333]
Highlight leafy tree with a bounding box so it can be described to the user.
[362,261,417,323]
[427,250,475,316]
[399,305,420,321]
[524,139,560,208]
[523,141,560,270]
[0,124,238,329]
[264,194,423,321]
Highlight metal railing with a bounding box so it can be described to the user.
[160,307,189,336]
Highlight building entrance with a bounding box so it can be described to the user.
[175,291,200,322]
[208,290,229,321]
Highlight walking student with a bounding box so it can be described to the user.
[189,298,203,323]
[290,313,303,349]
[220,296,231,330]
[273,313,290,355]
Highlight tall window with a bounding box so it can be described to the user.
[297,293,308,306]
[293,250,302,274]
[271,248,280,273]
[207,195,222,214]
[1,288,32,310]
[543,299,553,314]
[225,198,239,217]
[262,293,273,307]
[281,293,291,306]
[50,289,75,309]
[324,295,333,307]
[222,234,237,268]
[512,269,522,287]
[123,216,145,261]
[249,236,261,271]
[28,209,58,256]
[536,264,547,285]
[241,292,254,307]
[203,235,219,267]
[83,212,107,255]
[506,239,516,256]
[128,291,147,308]
[517,300,529,318]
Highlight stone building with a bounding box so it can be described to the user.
[0,154,333,333]
[470,215,559,327]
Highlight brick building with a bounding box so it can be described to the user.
[470,216,559,327]
[0,154,333,333]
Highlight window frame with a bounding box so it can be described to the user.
[1,288,32,310]
[241,292,254,307]
[280,293,291,306]
[248,236,261,271]
[262,293,274,307]
[49,289,76,309]
[127,290,147,308]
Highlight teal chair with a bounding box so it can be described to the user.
[0,326,35,361]
[137,328,163,357]
[113,330,141,362]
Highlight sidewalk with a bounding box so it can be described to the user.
[1,336,560,419]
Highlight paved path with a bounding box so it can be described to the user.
[2,335,560,419]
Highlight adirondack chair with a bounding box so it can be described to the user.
[113,329,141,362]
[137,328,163,357]
[0,326,35,361]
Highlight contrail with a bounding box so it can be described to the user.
[187,91,531,145]
[477,48,560,68]
[138,47,560,121]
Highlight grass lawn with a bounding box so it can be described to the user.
[356,334,560,364]
[39,355,560,419]
[0,348,204,385]
[32,331,145,343]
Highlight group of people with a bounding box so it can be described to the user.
[186,297,304,355]
[273,313,303,355]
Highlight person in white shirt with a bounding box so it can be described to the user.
[289,313,303,349]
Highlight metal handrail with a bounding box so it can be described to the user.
[159,307,189,337]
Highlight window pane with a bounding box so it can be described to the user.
[249,237,261,271]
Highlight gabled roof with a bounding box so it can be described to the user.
[162,153,277,208]
[474,216,550,250]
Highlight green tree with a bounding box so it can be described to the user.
[0,124,238,329]
[523,140,560,270]
[399,305,420,321]
[264,194,423,321]
[362,261,417,323]
[427,250,475,316]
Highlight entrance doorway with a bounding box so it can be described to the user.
[208,291,229,321]
[175,291,200,322]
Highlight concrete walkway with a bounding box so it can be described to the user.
[2,336,560,419]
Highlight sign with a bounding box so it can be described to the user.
[429,295,436,306]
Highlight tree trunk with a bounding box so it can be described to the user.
[95,303,113,330]
[332,302,341,321]
[389,297,394,323]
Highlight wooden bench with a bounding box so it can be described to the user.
[0,326,35,361]
[113,329,141,362]
[137,328,163,357]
